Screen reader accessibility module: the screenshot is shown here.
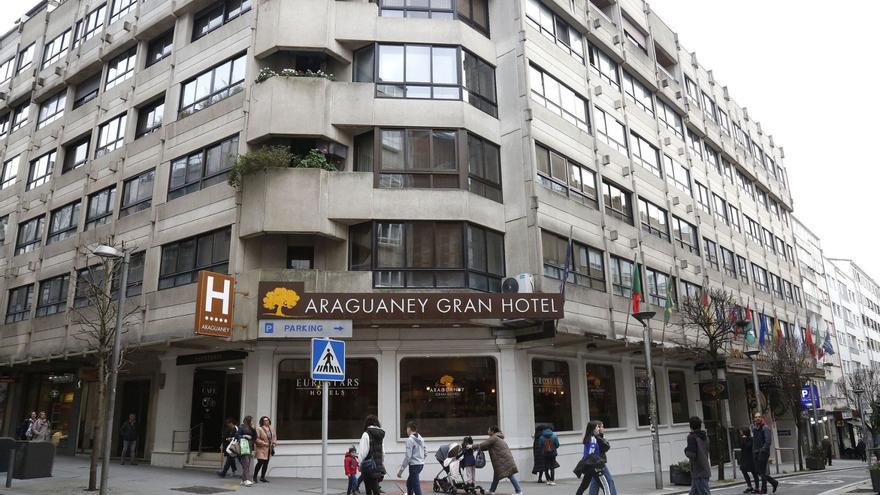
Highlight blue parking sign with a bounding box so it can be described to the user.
[311,338,345,381]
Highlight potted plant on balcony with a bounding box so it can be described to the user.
[669,460,691,486]
[228,147,337,190]
[805,446,826,470]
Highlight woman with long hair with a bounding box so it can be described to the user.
[253,416,276,483]
[357,414,386,495]
[576,420,617,495]
[237,416,256,487]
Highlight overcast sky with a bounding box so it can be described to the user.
[1,1,877,278]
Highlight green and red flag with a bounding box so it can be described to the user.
[632,262,643,313]
[744,302,756,345]
[663,280,675,324]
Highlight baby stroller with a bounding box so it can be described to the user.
[432,442,486,494]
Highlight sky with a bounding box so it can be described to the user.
[0,1,877,277]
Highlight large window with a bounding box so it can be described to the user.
[665,155,691,195]
[769,272,783,299]
[193,0,252,40]
[1,156,18,190]
[622,71,653,115]
[712,194,727,225]
[17,44,35,75]
[36,274,70,317]
[12,101,30,132]
[168,134,239,200]
[631,132,661,177]
[529,64,589,131]
[179,54,246,116]
[467,133,502,202]
[762,228,775,253]
[105,48,136,91]
[535,143,598,208]
[610,255,633,297]
[119,169,154,217]
[146,30,173,67]
[15,215,44,255]
[63,135,90,173]
[668,370,690,424]
[585,364,619,428]
[376,0,489,34]
[27,151,56,191]
[159,227,231,289]
[703,237,719,270]
[96,113,126,156]
[525,0,583,62]
[672,216,698,255]
[532,359,573,431]
[136,97,164,137]
[0,113,8,138]
[737,255,749,283]
[0,58,13,85]
[594,107,627,154]
[73,73,100,109]
[645,267,672,306]
[658,100,682,138]
[634,367,663,426]
[276,358,378,440]
[752,263,769,292]
[5,284,34,323]
[37,91,66,129]
[720,246,736,278]
[701,91,717,122]
[42,30,71,68]
[456,0,490,35]
[588,44,619,87]
[745,215,761,244]
[686,129,701,159]
[695,181,711,214]
[373,128,459,189]
[638,198,669,241]
[602,181,632,224]
[85,186,116,229]
[73,4,106,47]
[680,280,700,300]
[542,231,605,291]
[109,0,136,23]
[728,205,741,232]
[0,215,6,244]
[47,201,81,244]
[684,76,699,106]
[400,356,497,437]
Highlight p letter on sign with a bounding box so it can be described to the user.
[195,271,235,337]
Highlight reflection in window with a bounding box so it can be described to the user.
[703,237,719,270]
[73,4,106,46]
[602,181,632,224]
[664,155,690,195]
[594,107,627,154]
[96,114,126,156]
[542,231,605,291]
[638,199,669,241]
[1,156,19,190]
[535,143,598,208]
[467,133,502,202]
[609,255,633,298]
[634,367,663,426]
[179,54,246,116]
[120,169,155,217]
[376,128,459,188]
[168,134,239,200]
[668,370,690,424]
[73,74,101,108]
[47,201,81,244]
[532,359,573,431]
[588,44,619,87]
[193,0,252,40]
[36,274,70,317]
[585,363,618,428]
[136,97,164,137]
[15,215,44,255]
[17,44,35,75]
[27,151,56,191]
[672,216,698,255]
[645,267,672,306]
[158,227,231,289]
[5,284,34,323]
[105,48,136,91]
[37,91,66,129]
[525,0,583,62]
[529,64,589,131]
[63,135,90,173]
[146,30,174,67]
[658,100,682,138]
[85,186,116,229]
[622,71,653,115]
[630,133,661,177]
[42,30,71,68]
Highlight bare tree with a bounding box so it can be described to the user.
[678,288,739,481]
[766,337,816,471]
[70,241,138,491]
[837,368,880,458]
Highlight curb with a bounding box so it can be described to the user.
[663,466,868,495]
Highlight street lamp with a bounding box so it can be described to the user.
[95,244,130,495]
[633,310,662,490]
[744,349,762,416]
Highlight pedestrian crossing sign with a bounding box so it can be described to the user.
[311,338,346,381]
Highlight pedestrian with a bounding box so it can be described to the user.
[752,414,778,494]
[237,415,257,487]
[357,414,386,495]
[16,412,36,440]
[575,420,617,495]
[120,413,139,465]
[461,436,477,489]
[345,446,360,495]
[478,426,522,495]
[531,425,547,483]
[856,438,866,462]
[821,435,833,466]
[397,421,426,495]
[217,418,239,478]
[738,427,757,494]
[685,417,711,495]
[539,425,560,486]
[253,416,275,483]
[29,411,50,442]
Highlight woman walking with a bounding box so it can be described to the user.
[237,416,257,487]
[575,420,617,495]
[30,411,50,442]
[738,427,758,493]
[478,426,522,495]
[357,415,386,495]
[217,418,239,478]
[253,416,276,483]
[531,425,547,483]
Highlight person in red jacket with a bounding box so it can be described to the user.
[345,447,360,495]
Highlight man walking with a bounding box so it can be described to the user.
[120,413,139,465]
[821,435,833,466]
[684,417,711,495]
[397,422,426,495]
[752,414,778,494]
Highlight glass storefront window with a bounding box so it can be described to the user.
[585,363,619,428]
[276,358,378,440]
[399,356,497,438]
[531,359,572,431]
[668,370,690,424]
[634,367,664,426]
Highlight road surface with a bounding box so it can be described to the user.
[710,467,869,495]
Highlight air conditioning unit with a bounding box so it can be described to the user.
[601,155,611,165]
[672,196,680,205]
[36,77,45,86]
[680,259,689,269]
[608,230,619,241]
[39,193,48,203]
[594,86,603,96]
[629,238,639,249]
[501,273,534,294]
[677,147,685,156]
[523,108,533,121]
[695,266,702,274]
[622,166,631,176]
[27,261,38,271]
[663,137,671,146]
[675,90,683,99]
[660,79,669,88]
[612,35,621,45]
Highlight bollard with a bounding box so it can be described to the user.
[5,445,14,488]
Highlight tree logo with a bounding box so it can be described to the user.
[262,287,300,316]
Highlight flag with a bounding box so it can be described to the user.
[663,281,675,324]
[558,233,573,297]
[632,262,643,313]
[744,303,756,345]
[758,311,768,347]
[774,318,784,348]
[823,331,836,355]
[805,320,816,358]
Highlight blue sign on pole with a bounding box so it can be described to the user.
[801,384,820,409]
[311,338,346,381]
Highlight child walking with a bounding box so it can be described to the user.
[345,447,360,495]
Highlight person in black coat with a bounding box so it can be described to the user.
[738,427,758,493]
[857,438,867,462]
[217,418,239,478]
[531,425,547,482]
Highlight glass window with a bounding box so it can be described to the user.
[529,64,589,131]
[462,50,497,117]
[668,370,690,424]
[718,110,730,134]
[585,364,618,428]
[638,199,669,241]
[400,356,497,437]
[525,0,583,62]
[680,280,700,300]
[96,114,126,156]
[634,367,663,426]
[602,181,632,224]
[15,215,44,255]
[701,91,717,122]
[276,358,378,440]
[0,113,8,139]
[85,186,116,229]
[684,76,700,106]
[610,255,633,297]
[532,359,573,431]
[645,267,672,306]
[27,151,56,191]
[17,44,35,75]
[622,71,652,115]
[120,169,154,217]
[664,155,690,195]
[109,0,136,23]
[376,128,459,189]
[168,134,239,200]
[542,231,605,291]
[36,274,70,317]
[535,143,598,207]
[631,133,661,177]
[737,255,749,283]
[379,0,455,19]
[63,135,90,173]
[12,101,30,132]
[126,251,145,296]
[159,227,231,289]
[467,133,502,202]
[657,100,683,138]
[73,73,101,108]
[762,228,775,252]
[672,216,698,255]
[457,0,489,35]
[695,181,710,214]
[703,238,718,270]
[74,265,104,308]
[588,44,619,87]
[105,48,136,90]
[721,246,736,278]
[0,58,13,85]
[1,155,18,190]
[37,90,66,129]
[686,129,702,159]
[146,30,173,67]
[47,201,81,243]
[728,205,741,232]
[712,194,727,225]
[5,284,34,323]
[594,107,627,154]
[73,4,107,46]
[42,30,71,68]
[752,263,768,292]
[0,215,7,244]
[193,0,252,40]
[179,54,246,116]
[136,97,164,137]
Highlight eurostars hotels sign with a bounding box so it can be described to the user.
[257,282,564,321]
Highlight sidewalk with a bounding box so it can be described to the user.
[4,455,869,495]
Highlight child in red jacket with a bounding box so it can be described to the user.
[345,447,360,495]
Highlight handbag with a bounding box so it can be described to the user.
[239,438,252,456]
[475,451,486,469]
[360,458,376,475]
[225,439,240,457]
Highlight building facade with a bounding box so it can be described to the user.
[0,0,809,478]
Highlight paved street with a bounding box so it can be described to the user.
[709,467,869,495]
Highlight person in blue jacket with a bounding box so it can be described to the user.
[539,426,560,485]
[575,420,617,495]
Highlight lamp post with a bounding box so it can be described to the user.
[633,310,662,490]
[94,245,130,495]
[744,349,762,416]
[853,387,868,461]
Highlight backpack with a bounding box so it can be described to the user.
[543,436,554,453]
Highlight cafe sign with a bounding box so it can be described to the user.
[257,282,564,321]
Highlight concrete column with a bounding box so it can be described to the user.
[241,346,275,420]
[150,354,192,468]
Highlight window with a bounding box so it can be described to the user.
[634,367,663,426]
[457,0,490,35]
[179,53,246,116]
[0,113,8,138]
[686,129,702,159]
[400,356,497,437]
[610,255,634,297]
[664,155,691,195]
[27,151,56,191]
[695,181,711,214]
[680,280,701,300]
[700,91,716,122]
[756,188,767,209]
[762,228,775,252]
[588,44,619,87]
[15,215,44,255]
[42,30,71,68]
[752,140,765,168]
[47,201,81,243]
[5,285,34,323]
[628,133,660,177]
[36,274,70,317]
[783,280,794,304]
[532,359,573,431]
[752,263,768,292]
[96,113,126,156]
[720,246,736,278]
[286,246,314,269]
[603,181,632,224]
[734,123,748,150]
[745,215,761,243]
[668,370,690,424]
[74,265,104,307]
[542,231,605,291]
[769,199,779,219]
[0,215,6,244]
[276,358,378,440]
[622,15,648,52]
[159,227,231,289]
[73,4,106,46]
[585,363,619,428]
[37,91,66,129]
[1,155,18,190]
[0,58,13,85]
[645,267,672,306]
[375,128,459,188]
[525,0,583,62]
[705,146,721,174]
[658,100,683,138]
[73,73,100,108]
[146,30,173,67]
[11,101,30,132]
[85,186,116,229]
[594,107,627,153]
[109,0,136,23]
[461,50,497,117]
[467,133,502,202]
[638,199,669,241]
[168,134,239,199]
[718,110,730,135]
[737,171,754,198]
[136,97,164,137]
[622,71,653,115]
[672,216,698,254]
[63,135,90,173]
[535,142,598,207]
[529,64,589,131]
[728,205,741,232]
[737,255,749,283]
[119,169,154,217]
[712,194,727,225]
[703,238,718,270]
[193,0,252,40]
[125,251,145,296]
[775,236,786,260]
[17,44,34,75]
[105,48,136,90]
[684,76,699,106]
[769,272,783,299]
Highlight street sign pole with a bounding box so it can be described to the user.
[311,337,345,495]
[321,377,328,495]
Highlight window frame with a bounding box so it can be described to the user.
[47,200,81,244]
[622,70,653,115]
[35,273,70,317]
[179,53,246,117]
[541,230,606,291]
[104,47,136,91]
[158,227,232,289]
[62,134,90,173]
[26,150,56,191]
[167,134,239,200]
[588,43,620,88]
[5,284,34,323]
[703,237,719,270]
[85,185,116,229]
[192,0,253,41]
[146,29,173,67]
[525,0,583,62]
[672,216,698,255]
[631,132,661,177]
[119,169,155,217]
[535,142,598,208]
[602,180,633,224]
[17,43,35,75]
[36,90,67,129]
[610,255,634,298]
[594,106,627,154]
[42,29,71,69]
[73,4,107,47]
[0,155,18,190]
[135,96,165,137]
[529,63,589,131]
[15,215,44,255]
[645,267,673,307]
[638,198,669,241]
[109,0,137,23]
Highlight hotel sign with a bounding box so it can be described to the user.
[257,282,564,321]
[195,271,235,337]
